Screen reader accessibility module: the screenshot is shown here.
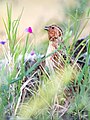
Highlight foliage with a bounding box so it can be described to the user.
[0,2,90,120]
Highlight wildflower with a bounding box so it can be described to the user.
[0,41,6,45]
[30,50,35,56]
[25,51,36,62]
[25,27,33,33]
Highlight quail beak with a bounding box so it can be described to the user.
[44,26,49,31]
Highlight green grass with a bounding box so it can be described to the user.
[0,2,90,120]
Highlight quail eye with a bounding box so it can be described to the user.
[52,27,54,29]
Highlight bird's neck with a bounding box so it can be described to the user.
[50,41,58,49]
[49,37,62,49]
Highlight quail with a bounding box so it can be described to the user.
[44,25,66,73]
[45,25,89,74]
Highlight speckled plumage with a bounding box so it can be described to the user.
[45,25,89,73]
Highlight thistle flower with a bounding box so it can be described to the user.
[25,27,33,33]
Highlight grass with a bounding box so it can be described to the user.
[0,2,90,120]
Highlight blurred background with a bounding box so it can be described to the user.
[0,0,76,32]
[0,0,90,52]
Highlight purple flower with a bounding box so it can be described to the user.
[30,50,35,56]
[25,27,33,33]
[0,41,6,45]
[25,51,36,62]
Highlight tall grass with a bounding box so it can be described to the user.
[0,2,90,120]
[0,4,31,120]
[16,65,78,118]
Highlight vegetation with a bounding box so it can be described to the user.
[0,1,90,120]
